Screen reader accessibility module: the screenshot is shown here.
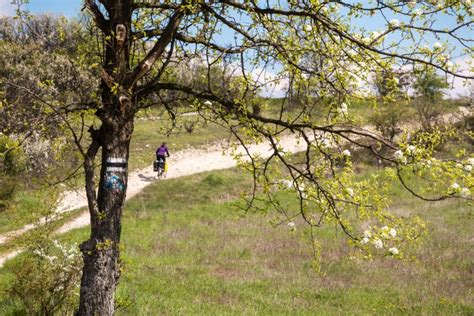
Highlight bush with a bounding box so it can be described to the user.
[0,175,16,211]
[203,174,224,186]
[370,102,410,141]
[0,134,25,175]
[413,98,448,131]
[7,239,82,315]
[183,121,196,133]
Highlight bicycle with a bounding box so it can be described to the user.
[153,158,166,179]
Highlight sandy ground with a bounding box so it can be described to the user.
[0,134,307,267]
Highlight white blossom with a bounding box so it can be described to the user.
[407,1,417,8]
[347,188,354,197]
[460,188,471,198]
[318,137,331,148]
[389,19,401,28]
[433,42,443,50]
[388,247,399,255]
[363,229,372,238]
[340,102,348,115]
[287,222,296,231]
[389,228,397,238]
[445,61,453,69]
[451,182,460,190]
[203,100,212,106]
[463,0,472,6]
[413,9,422,16]
[465,164,472,172]
[371,31,381,39]
[467,158,474,166]
[407,145,417,155]
[456,163,463,169]
[361,237,370,244]
[342,149,351,157]
[303,24,313,32]
[281,179,294,189]
[394,150,404,161]
[373,239,384,249]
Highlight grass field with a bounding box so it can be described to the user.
[1,164,471,315]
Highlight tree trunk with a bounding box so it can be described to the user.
[76,1,182,313]
[77,109,134,315]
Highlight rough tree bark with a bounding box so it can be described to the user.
[77,113,134,315]
[77,1,183,314]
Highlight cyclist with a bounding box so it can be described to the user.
[155,142,170,177]
[156,142,170,162]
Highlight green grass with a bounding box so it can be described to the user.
[1,166,472,315]
[0,187,59,235]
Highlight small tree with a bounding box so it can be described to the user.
[413,69,450,131]
[372,70,412,141]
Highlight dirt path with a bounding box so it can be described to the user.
[0,134,307,267]
[1,106,470,267]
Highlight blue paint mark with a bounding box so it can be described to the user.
[105,175,125,192]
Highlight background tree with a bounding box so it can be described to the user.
[413,68,450,131]
[5,0,473,314]
[0,14,97,180]
[371,69,411,142]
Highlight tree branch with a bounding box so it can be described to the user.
[126,8,184,88]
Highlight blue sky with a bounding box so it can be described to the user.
[0,0,82,17]
[28,0,82,17]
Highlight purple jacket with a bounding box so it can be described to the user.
[156,145,169,157]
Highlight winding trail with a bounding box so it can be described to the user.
[0,134,307,267]
[0,106,470,267]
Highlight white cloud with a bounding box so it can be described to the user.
[0,0,15,17]
[251,68,289,98]
[446,57,473,99]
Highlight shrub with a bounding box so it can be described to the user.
[370,102,410,141]
[8,239,82,315]
[0,134,25,175]
[203,174,224,186]
[0,175,16,211]
[183,121,196,133]
[413,98,448,131]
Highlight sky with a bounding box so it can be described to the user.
[0,0,472,98]
[0,0,82,17]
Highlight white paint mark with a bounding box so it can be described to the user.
[106,167,126,173]
[107,157,127,164]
